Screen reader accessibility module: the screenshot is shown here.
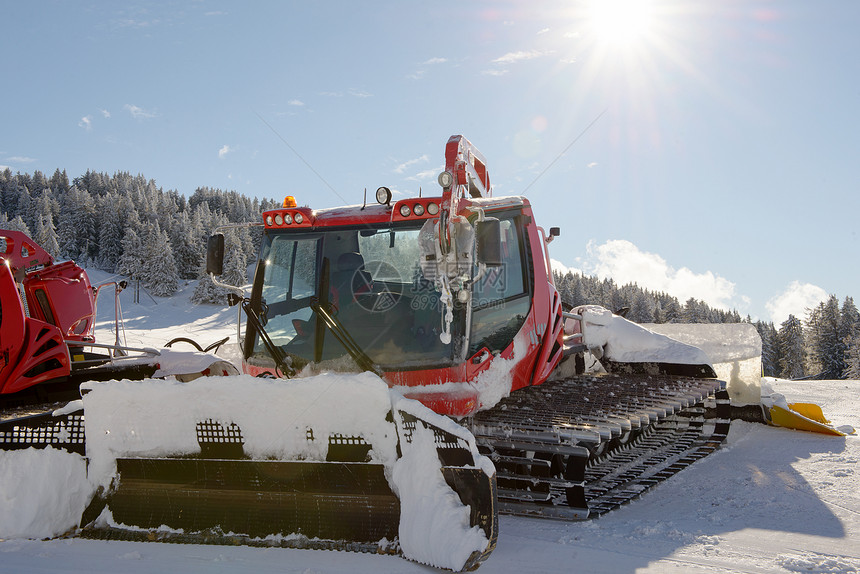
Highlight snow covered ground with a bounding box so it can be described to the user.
[1,272,858,573]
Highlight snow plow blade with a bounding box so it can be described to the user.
[767,403,849,436]
[1,374,497,571]
[84,458,496,558]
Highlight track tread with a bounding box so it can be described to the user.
[470,373,730,520]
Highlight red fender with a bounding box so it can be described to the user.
[0,261,71,395]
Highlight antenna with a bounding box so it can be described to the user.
[361,187,367,210]
[521,108,608,195]
[254,110,346,204]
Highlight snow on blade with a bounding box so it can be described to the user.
[390,413,490,571]
[81,372,400,487]
[573,305,711,365]
[646,323,763,404]
[0,447,93,539]
[79,372,492,570]
[151,348,238,378]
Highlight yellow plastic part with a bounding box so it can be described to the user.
[787,402,829,424]
[769,405,846,436]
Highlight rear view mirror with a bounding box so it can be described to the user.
[206,233,225,276]
[475,218,502,266]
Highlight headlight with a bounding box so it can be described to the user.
[376,186,392,205]
[274,214,283,226]
[284,213,293,224]
[438,171,454,188]
[427,202,440,215]
[265,215,274,226]
[413,203,425,216]
[294,213,304,224]
[399,204,412,217]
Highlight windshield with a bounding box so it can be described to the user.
[249,223,454,371]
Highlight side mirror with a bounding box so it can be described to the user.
[206,233,225,276]
[475,218,502,266]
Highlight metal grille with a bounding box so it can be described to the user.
[196,419,244,444]
[0,412,86,454]
[328,433,368,447]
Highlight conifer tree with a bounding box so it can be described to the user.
[118,225,146,281]
[34,212,61,259]
[844,333,860,380]
[841,297,860,379]
[142,222,179,296]
[778,314,805,379]
[805,296,842,379]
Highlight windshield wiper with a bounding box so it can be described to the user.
[229,293,295,378]
[311,257,381,376]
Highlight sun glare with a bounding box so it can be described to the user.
[588,0,654,47]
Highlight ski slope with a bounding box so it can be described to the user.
[1,272,858,574]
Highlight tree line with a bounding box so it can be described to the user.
[2,168,858,381]
[555,272,860,381]
[0,168,277,300]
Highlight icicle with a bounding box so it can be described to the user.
[438,275,453,345]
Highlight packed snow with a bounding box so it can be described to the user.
[647,322,764,405]
[569,305,712,366]
[1,271,858,573]
[80,373,401,487]
[0,448,89,540]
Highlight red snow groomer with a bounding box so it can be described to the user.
[0,230,232,407]
[201,134,729,520]
[0,137,730,571]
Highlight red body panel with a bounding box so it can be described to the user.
[0,261,71,394]
[0,231,95,395]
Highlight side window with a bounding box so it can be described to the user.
[470,214,530,355]
[35,289,56,325]
[472,217,526,305]
[261,236,318,304]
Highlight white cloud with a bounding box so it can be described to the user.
[551,259,581,276]
[348,88,372,98]
[573,239,744,311]
[537,28,550,35]
[394,154,429,174]
[587,162,598,168]
[7,156,35,163]
[288,99,305,107]
[492,50,547,64]
[409,57,449,79]
[481,69,509,76]
[766,281,828,325]
[79,116,93,130]
[124,104,157,119]
[218,145,232,159]
[406,168,441,182]
[101,109,111,118]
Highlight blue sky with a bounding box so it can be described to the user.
[3,1,858,324]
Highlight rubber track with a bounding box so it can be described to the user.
[469,373,730,519]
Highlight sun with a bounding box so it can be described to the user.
[588,0,654,48]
